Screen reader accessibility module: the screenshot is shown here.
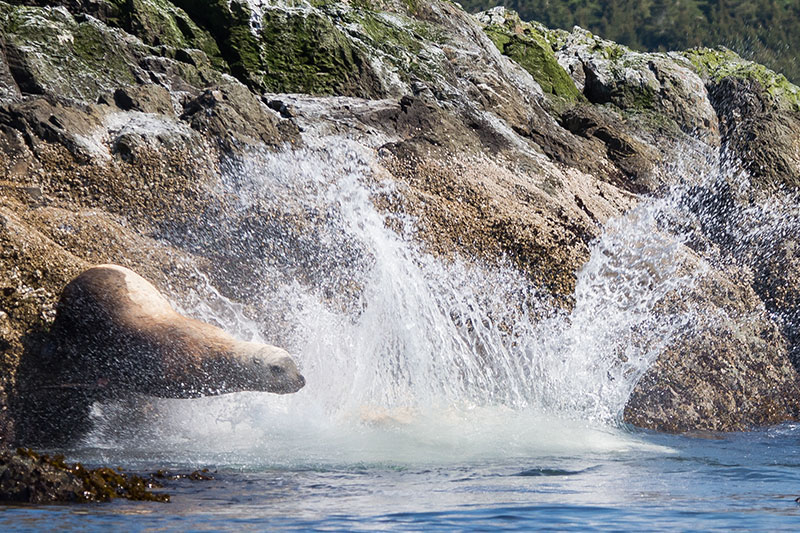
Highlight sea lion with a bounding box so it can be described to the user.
[46,264,305,398]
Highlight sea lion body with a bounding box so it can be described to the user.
[48,264,305,398]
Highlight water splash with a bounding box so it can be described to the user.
[84,139,755,462]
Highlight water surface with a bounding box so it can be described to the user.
[3,422,800,531]
[7,137,800,530]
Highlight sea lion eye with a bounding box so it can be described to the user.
[269,365,286,375]
[252,357,263,366]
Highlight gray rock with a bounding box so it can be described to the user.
[0,5,148,103]
[626,259,800,432]
[112,84,175,115]
[0,0,798,441]
[180,81,300,149]
[551,27,719,142]
[680,47,800,194]
[0,37,21,104]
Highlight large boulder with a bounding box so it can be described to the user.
[625,261,800,432]
[682,47,800,193]
[549,25,718,141]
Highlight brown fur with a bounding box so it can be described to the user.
[48,264,305,398]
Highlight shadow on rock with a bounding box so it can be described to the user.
[11,327,97,448]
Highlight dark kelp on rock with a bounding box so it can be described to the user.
[0,448,168,503]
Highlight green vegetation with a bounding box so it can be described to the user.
[0,3,143,100]
[259,9,373,95]
[683,47,800,111]
[107,0,226,70]
[166,1,380,95]
[480,9,581,100]
[461,0,800,84]
[169,0,261,87]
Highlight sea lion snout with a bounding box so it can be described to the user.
[250,348,306,393]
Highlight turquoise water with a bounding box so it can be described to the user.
[3,423,800,531]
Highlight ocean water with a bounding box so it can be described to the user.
[3,422,800,530]
[5,141,800,529]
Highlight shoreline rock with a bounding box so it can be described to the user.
[1,0,799,444]
[0,448,168,503]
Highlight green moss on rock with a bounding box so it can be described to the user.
[260,8,377,96]
[169,0,262,88]
[682,47,800,112]
[479,9,581,101]
[359,11,424,55]
[107,0,226,71]
[169,0,375,95]
[351,8,444,87]
[609,74,656,109]
[0,3,145,101]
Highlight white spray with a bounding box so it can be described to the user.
[86,139,715,464]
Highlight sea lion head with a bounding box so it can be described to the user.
[249,345,306,393]
[217,343,305,395]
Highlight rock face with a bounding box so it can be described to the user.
[682,47,800,192]
[0,0,799,441]
[624,260,800,432]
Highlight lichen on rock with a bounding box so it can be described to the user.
[107,0,226,71]
[682,46,800,112]
[546,24,718,140]
[679,46,800,193]
[0,2,146,102]
[259,6,380,96]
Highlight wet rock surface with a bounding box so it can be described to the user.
[0,448,168,503]
[625,260,800,432]
[683,46,800,193]
[0,0,799,449]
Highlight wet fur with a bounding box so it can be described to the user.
[48,264,305,398]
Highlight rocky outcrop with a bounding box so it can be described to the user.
[682,47,800,193]
[475,9,581,102]
[550,26,718,139]
[0,0,799,441]
[0,448,168,503]
[475,7,718,195]
[625,259,800,432]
